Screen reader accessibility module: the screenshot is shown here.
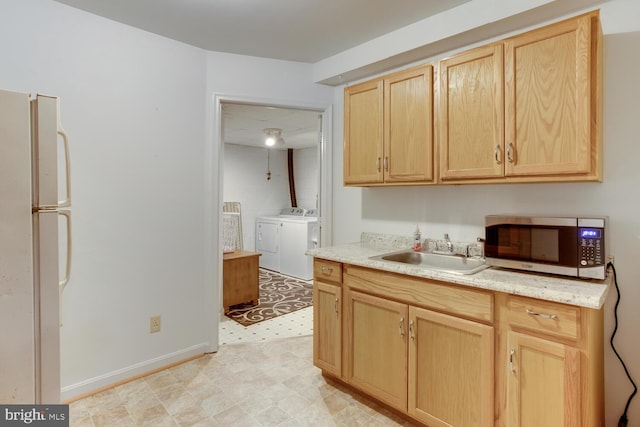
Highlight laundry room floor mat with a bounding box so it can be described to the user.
[225,269,313,326]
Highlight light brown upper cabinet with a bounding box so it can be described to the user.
[439,43,505,180]
[343,79,383,185]
[439,11,602,183]
[344,64,434,186]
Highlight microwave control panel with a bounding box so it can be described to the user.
[579,228,604,266]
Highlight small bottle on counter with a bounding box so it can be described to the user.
[412,224,422,252]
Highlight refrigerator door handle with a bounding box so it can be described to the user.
[57,113,71,208]
[58,209,72,291]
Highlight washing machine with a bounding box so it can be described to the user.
[255,215,281,272]
[255,208,318,280]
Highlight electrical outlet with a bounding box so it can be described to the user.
[150,315,161,333]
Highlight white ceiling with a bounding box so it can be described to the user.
[53,0,470,150]
[222,103,320,150]
[52,0,472,63]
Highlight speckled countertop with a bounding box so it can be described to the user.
[307,233,610,309]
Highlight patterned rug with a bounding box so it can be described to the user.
[224,269,313,326]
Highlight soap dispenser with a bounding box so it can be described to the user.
[412,224,422,252]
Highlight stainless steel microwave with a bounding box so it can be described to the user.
[485,215,608,279]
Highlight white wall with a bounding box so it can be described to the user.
[294,147,319,211]
[330,1,640,425]
[0,0,208,398]
[222,144,319,251]
[0,0,335,401]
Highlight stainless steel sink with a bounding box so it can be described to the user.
[369,249,489,275]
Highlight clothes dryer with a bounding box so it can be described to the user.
[255,216,281,272]
[255,208,318,280]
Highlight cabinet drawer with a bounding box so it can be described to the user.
[345,266,493,323]
[314,259,342,284]
[507,295,579,341]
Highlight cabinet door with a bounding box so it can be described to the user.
[409,306,494,427]
[313,281,342,377]
[384,64,434,183]
[345,289,408,411]
[504,14,595,177]
[507,331,581,427]
[439,43,504,180]
[344,79,383,185]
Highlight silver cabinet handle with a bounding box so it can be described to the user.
[526,308,558,320]
[409,320,414,340]
[507,142,515,163]
[383,156,388,172]
[376,157,381,172]
[509,348,516,373]
[399,317,404,336]
[494,144,501,164]
[334,297,339,314]
[320,266,333,274]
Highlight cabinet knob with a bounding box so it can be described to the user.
[509,348,516,374]
[399,317,405,336]
[384,156,389,172]
[334,297,339,314]
[409,320,415,340]
[376,157,381,172]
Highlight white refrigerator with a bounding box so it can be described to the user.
[0,89,71,404]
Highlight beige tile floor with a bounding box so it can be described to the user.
[219,306,313,345]
[69,334,418,426]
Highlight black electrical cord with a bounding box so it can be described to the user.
[608,262,637,427]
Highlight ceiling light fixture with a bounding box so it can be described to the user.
[264,128,285,147]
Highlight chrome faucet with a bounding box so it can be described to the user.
[444,234,454,253]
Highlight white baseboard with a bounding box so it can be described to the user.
[60,343,208,402]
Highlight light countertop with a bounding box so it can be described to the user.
[307,233,610,309]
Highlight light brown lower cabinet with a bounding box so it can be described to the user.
[312,281,342,377]
[342,291,494,426]
[409,307,494,427]
[500,293,603,427]
[506,331,580,427]
[345,289,409,411]
[343,266,494,426]
[312,260,604,427]
[313,260,343,377]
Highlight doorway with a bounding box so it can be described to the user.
[221,103,321,252]
[207,95,333,353]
